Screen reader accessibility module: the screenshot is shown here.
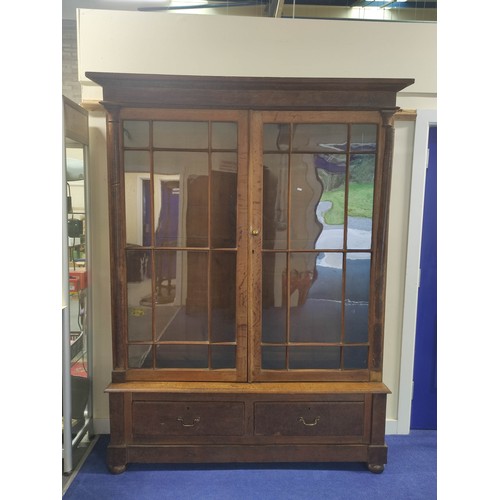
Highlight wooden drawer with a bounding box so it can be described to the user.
[132,401,245,437]
[254,402,365,437]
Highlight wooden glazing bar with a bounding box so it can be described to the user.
[236,111,249,382]
[248,110,264,381]
[340,125,351,367]
[285,131,292,369]
[207,122,213,370]
[148,120,157,368]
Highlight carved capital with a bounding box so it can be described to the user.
[379,108,398,128]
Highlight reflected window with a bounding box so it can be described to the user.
[260,121,377,372]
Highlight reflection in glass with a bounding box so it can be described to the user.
[153,121,208,149]
[128,345,152,369]
[212,122,237,150]
[351,124,377,149]
[126,249,153,343]
[211,153,237,248]
[157,251,208,341]
[123,120,149,148]
[211,345,236,369]
[343,346,369,369]
[262,253,287,343]
[347,154,375,249]
[154,151,209,247]
[156,344,209,369]
[289,253,342,343]
[211,252,236,343]
[124,151,151,246]
[263,123,290,151]
[154,179,179,249]
[258,121,381,373]
[315,153,346,251]
[289,154,323,250]
[262,156,288,250]
[289,346,340,369]
[154,250,177,306]
[344,253,370,344]
[292,123,347,152]
[262,346,286,370]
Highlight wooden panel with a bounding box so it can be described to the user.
[254,402,365,438]
[126,444,370,464]
[86,73,414,111]
[106,381,390,394]
[132,401,245,437]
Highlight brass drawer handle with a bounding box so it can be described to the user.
[298,416,320,427]
[177,416,201,427]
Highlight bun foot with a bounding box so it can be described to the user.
[368,463,385,474]
[108,464,126,474]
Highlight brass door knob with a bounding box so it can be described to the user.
[251,229,260,236]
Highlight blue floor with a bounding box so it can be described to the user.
[64,430,436,499]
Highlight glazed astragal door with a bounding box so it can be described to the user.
[250,111,384,382]
[121,109,248,381]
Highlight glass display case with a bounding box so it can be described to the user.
[62,96,93,474]
[86,73,413,474]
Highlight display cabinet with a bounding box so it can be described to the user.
[62,96,93,474]
[86,72,413,474]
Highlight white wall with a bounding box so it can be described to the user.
[77,9,436,434]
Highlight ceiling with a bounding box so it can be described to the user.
[63,0,437,21]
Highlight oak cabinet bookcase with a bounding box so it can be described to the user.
[86,72,413,474]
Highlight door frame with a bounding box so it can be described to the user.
[397,109,437,434]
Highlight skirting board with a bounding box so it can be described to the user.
[93,418,403,436]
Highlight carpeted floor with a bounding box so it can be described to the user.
[63,430,436,499]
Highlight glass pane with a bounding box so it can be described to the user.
[128,345,152,369]
[155,181,180,247]
[153,121,208,149]
[344,253,370,344]
[262,253,287,343]
[289,253,342,343]
[211,345,236,369]
[290,154,324,250]
[343,346,369,369]
[154,152,208,247]
[289,346,340,369]
[315,153,346,250]
[211,153,237,248]
[211,252,236,343]
[263,123,290,152]
[126,249,153,342]
[157,251,208,341]
[154,250,177,305]
[347,154,375,249]
[123,120,149,148]
[351,124,377,151]
[262,346,286,370]
[124,151,150,246]
[292,124,347,152]
[262,155,288,250]
[156,344,209,369]
[212,122,237,150]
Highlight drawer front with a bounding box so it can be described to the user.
[132,401,245,437]
[254,402,365,437]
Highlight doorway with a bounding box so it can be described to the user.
[410,125,437,430]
